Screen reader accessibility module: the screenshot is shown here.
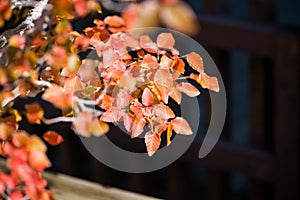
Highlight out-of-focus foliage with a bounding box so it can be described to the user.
[122,0,200,36]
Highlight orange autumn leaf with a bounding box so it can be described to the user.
[171,58,185,79]
[28,151,51,172]
[43,131,64,146]
[167,122,172,146]
[171,117,192,135]
[131,117,146,138]
[142,88,153,106]
[145,131,161,156]
[157,33,175,49]
[0,123,15,140]
[186,52,204,73]
[25,103,44,124]
[100,95,113,110]
[177,82,200,97]
[190,73,220,92]
[42,86,73,109]
[104,15,125,28]
[8,35,25,48]
[26,135,47,153]
[74,112,109,137]
[123,113,134,132]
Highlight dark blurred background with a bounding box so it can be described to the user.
[19,0,299,199]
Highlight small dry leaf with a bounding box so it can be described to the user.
[25,103,44,124]
[190,73,220,92]
[145,131,161,156]
[186,52,204,73]
[43,131,64,146]
[171,117,192,135]
[157,33,175,49]
[177,82,200,97]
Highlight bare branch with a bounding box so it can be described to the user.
[42,116,75,125]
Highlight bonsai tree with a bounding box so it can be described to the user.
[0,0,219,199]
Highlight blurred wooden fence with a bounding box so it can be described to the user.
[48,1,299,200]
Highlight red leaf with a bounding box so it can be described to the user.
[157,33,175,49]
[145,131,161,156]
[176,82,200,97]
[10,191,24,200]
[43,131,64,146]
[131,118,146,138]
[186,52,204,73]
[171,117,192,135]
[142,88,153,106]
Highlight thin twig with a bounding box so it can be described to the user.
[42,116,74,124]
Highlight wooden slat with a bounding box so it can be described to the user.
[273,34,299,200]
[195,15,276,56]
[183,140,275,182]
[249,56,267,200]
[0,159,159,200]
[250,56,266,149]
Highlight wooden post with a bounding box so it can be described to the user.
[274,34,299,200]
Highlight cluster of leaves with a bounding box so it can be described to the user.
[0,123,53,200]
[78,21,219,155]
[0,0,219,199]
